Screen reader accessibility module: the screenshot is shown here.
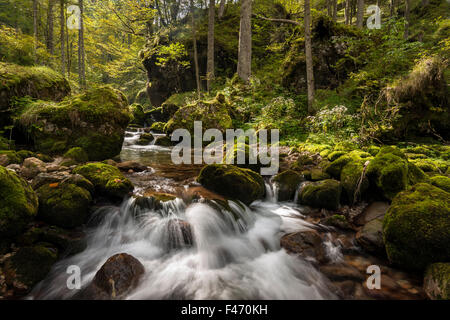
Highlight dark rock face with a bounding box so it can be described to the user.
[272,170,304,201]
[79,253,145,300]
[280,230,328,264]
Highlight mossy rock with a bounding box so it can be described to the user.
[37,182,92,228]
[340,159,370,204]
[128,103,146,126]
[272,170,304,201]
[0,166,39,238]
[430,175,450,193]
[223,143,262,173]
[0,150,21,165]
[383,183,450,270]
[424,263,450,300]
[322,214,352,230]
[136,133,154,145]
[310,168,331,181]
[299,179,342,210]
[154,135,172,147]
[63,147,89,164]
[327,151,347,162]
[18,86,130,161]
[73,163,134,199]
[17,150,37,161]
[410,158,439,172]
[4,245,58,290]
[197,164,265,205]
[150,122,166,133]
[324,150,369,179]
[165,96,233,134]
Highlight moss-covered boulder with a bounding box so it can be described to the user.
[197,164,265,205]
[424,263,450,300]
[128,103,146,126]
[150,121,166,133]
[0,150,21,166]
[298,179,342,210]
[366,146,427,200]
[165,95,233,134]
[383,183,450,270]
[63,147,89,164]
[37,182,92,228]
[3,245,58,290]
[430,175,450,193]
[0,62,70,127]
[154,135,172,147]
[0,166,39,238]
[136,133,154,146]
[18,86,130,160]
[272,170,304,201]
[73,163,134,199]
[223,143,262,173]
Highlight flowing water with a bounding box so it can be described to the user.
[28,129,340,300]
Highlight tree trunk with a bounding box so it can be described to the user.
[237,0,252,83]
[78,0,86,88]
[333,0,338,22]
[345,0,351,24]
[47,0,54,54]
[218,0,226,19]
[404,0,410,39]
[190,0,201,98]
[390,0,394,17]
[356,0,364,28]
[60,0,65,75]
[207,0,215,91]
[304,0,315,113]
[327,0,332,17]
[33,0,38,62]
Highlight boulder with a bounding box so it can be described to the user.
[280,230,328,264]
[223,143,263,173]
[17,86,130,160]
[383,183,450,270]
[0,150,21,166]
[150,122,166,133]
[430,175,450,193]
[0,166,39,238]
[197,164,265,206]
[424,263,450,300]
[79,253,145,300]
[62,147,89,164]
[36,182,92,228]
[116,161,147,173]
[321,214,352,230]
[154,136,172,147]
[73,163,134,199]
[356,218,385,255]
[21,157,47,180]
[272,170,304,201]
[298,179,342,210]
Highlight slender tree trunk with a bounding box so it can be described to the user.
[327,0,332,17]
[333,0,338,22]
[404,0,410,39]
[33,0,38,63]
[47,0,54,54]
[304,0,315,113]
[207,0,215,91]
[237,0,252,83]
[345,0,351,24]
[78,0,86,88]
[218,0,226,19]
[60,0,65,75]
[356,0,364,28]
[190,0,201,98]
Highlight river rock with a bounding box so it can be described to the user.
[423,263,450,300]
[117,161,147,172]
[79,253,145,300]
[154,135,172,147]
[21,157,47,179]
[354,201,389,226]
[197,164,265,206]
[272,169,304,201]
[280,230,328,264]
[356,217,385,255]
[298,179,342,210]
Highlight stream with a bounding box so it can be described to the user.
[27,129,423,300]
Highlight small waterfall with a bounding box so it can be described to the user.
[264,182,278,203]
[294,181,310,204]
[29,195,335,300]
[323,233,344,263]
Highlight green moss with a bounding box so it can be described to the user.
[154,136,172,147]
[383,183,450,270]
[4,245,58,289]
[325,150,370,179]
[197,164,265,205]
[322,214,352,230]
[327,151,347,162]
[410,158,439,172]
[0,166,38,238]
[430,175,450,193]
[63,147,89,163]
[73,163,134,199]
[299,179,342,210]
[129,103,146,126]
[37,182,92,228]
[0,150,21,164]
[340,160,370,204]
[150,122,166,133]
[424,263,450,300]
[223,143,262,173]
[17,150,36,161]
[310,168,331,181]
[272,170,304,201]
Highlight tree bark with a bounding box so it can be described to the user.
[356,0,364,28]
[190,0,201,98]
[218,0,226,19]
[237,0,252,83]
[60,0,65,75]
[78,0,86,88]
[345,0,351,24]
[304,0,315,113]
[333,0,338,22]
[207,0,215,91]
[46,0,54,54]
[404,0,410,39]
[33,0,38,62]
